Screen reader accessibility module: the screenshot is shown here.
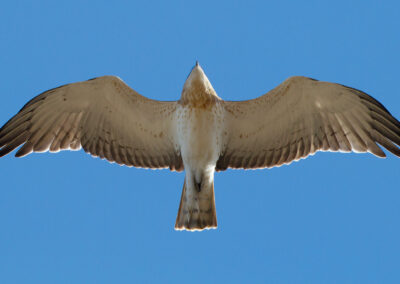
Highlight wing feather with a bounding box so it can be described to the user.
[0,76,183,171]
[217,76,400,170]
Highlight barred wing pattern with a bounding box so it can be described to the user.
[0,76,183,171]
[217,76,400,170]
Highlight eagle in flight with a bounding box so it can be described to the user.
[0,63,399,231]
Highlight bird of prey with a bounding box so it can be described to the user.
[0,63,399,231]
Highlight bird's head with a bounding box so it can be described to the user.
[180,62,220,106]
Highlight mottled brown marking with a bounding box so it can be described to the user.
[179,71,220,109]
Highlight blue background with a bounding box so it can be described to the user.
[0,1,399,283]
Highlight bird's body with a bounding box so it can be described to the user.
[1,63,399,231]
[176,102,223,180]
[175,66,225,229]
[176,105,222,185]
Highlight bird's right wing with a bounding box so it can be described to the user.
[217,76,400,170]
[0,76,183,171]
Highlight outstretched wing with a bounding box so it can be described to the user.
[0,76,183,171]
[217,76,400,170]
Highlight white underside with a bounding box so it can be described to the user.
[175,104,225,183]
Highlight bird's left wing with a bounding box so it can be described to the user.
[217,76,400,170]
[0,76,183,171]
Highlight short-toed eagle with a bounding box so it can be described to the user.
[1,63,399,231]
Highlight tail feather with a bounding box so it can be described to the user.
[175,178,217,231]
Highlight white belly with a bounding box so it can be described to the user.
[175,104,225,178]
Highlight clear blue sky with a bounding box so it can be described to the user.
[0,1,399,283]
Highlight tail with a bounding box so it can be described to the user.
[175,178,217,231]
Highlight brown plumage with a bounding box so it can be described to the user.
[175,178,217,231]
[0,64,399,231]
